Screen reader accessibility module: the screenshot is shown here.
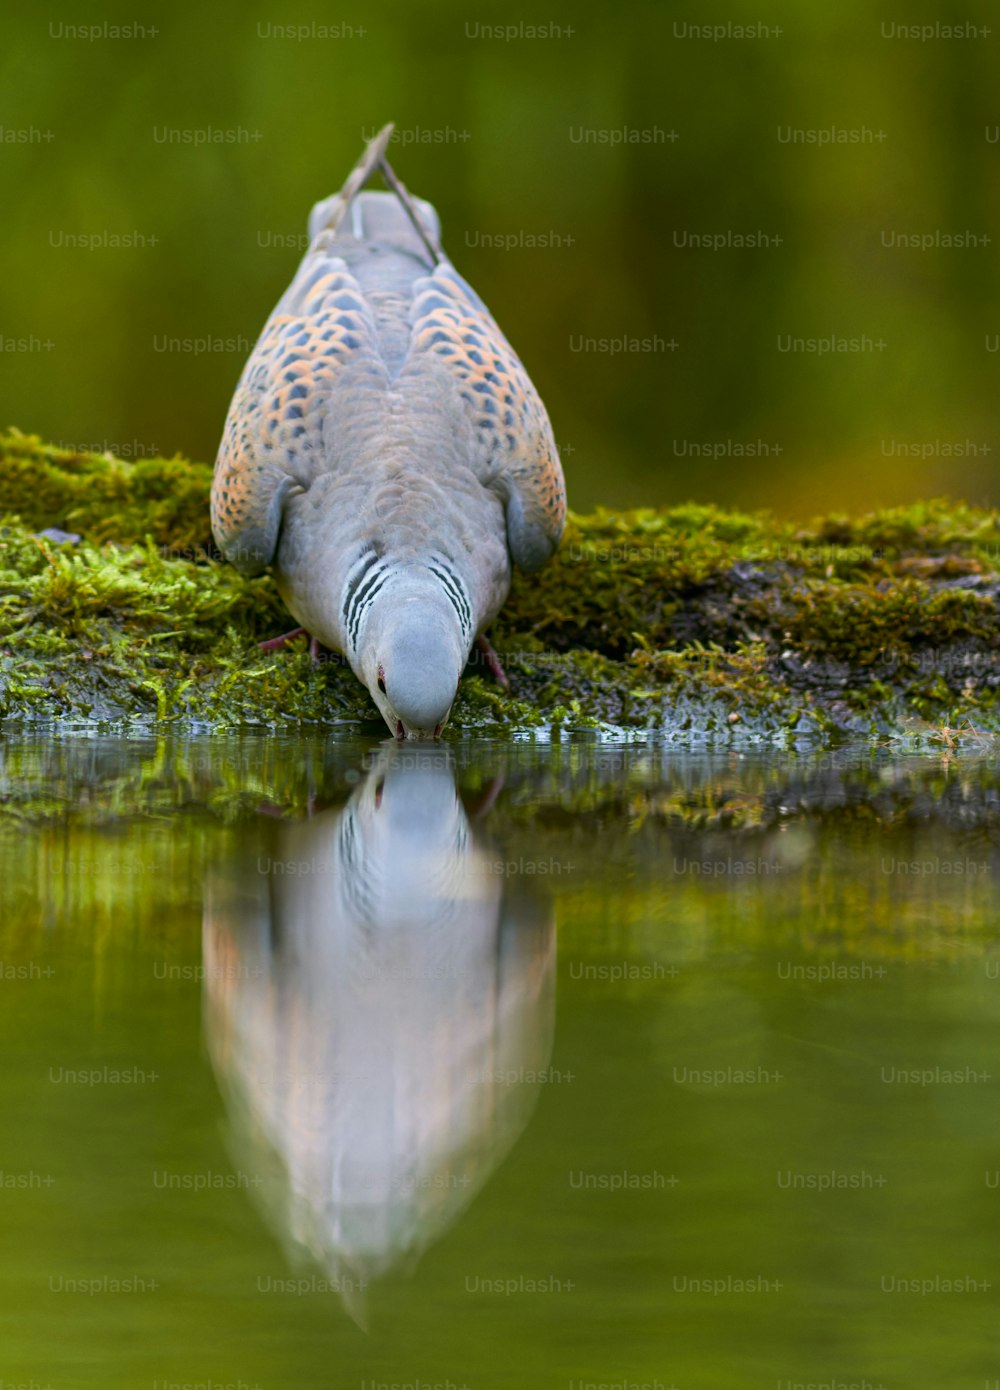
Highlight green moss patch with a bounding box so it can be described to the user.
[1,430,999,743]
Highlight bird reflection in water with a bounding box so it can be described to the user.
[202,744,555,1324]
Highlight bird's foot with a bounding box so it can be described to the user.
[475,633,510,691]
[258,625,306,653]
[259,627,324,662]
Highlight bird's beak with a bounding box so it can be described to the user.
[394,719,446,741]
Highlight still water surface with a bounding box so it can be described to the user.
[1,734,998,1387]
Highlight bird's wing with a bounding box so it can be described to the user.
[407,263,566,573]
[211,250,385,575]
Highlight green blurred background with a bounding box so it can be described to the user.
[2,0,998,515]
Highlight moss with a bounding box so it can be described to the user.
[0,429,213,553]
[1,430,1000,743]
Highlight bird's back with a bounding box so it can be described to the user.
[299,190,442,374]
[211,130,565,676]
[254,191,509,647]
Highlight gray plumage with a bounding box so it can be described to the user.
[211,123,566,738]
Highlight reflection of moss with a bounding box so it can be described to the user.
[1,431,1000,741]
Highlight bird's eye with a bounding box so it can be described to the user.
[377,665,386,694]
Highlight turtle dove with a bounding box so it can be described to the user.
[211,124,566,738]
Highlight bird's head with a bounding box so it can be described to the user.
[360,587,467,740]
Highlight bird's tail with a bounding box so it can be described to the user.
[313,122,443,266]
[337,122,396,211]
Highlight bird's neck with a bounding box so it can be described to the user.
[344,556,474,663]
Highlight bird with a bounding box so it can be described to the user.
[211,123,566,739]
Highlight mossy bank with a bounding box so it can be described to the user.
[1,429,999,744]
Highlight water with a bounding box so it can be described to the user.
[1,733,999,1388]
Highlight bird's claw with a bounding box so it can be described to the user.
[259,627,324,663]
[475,633,510,691]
